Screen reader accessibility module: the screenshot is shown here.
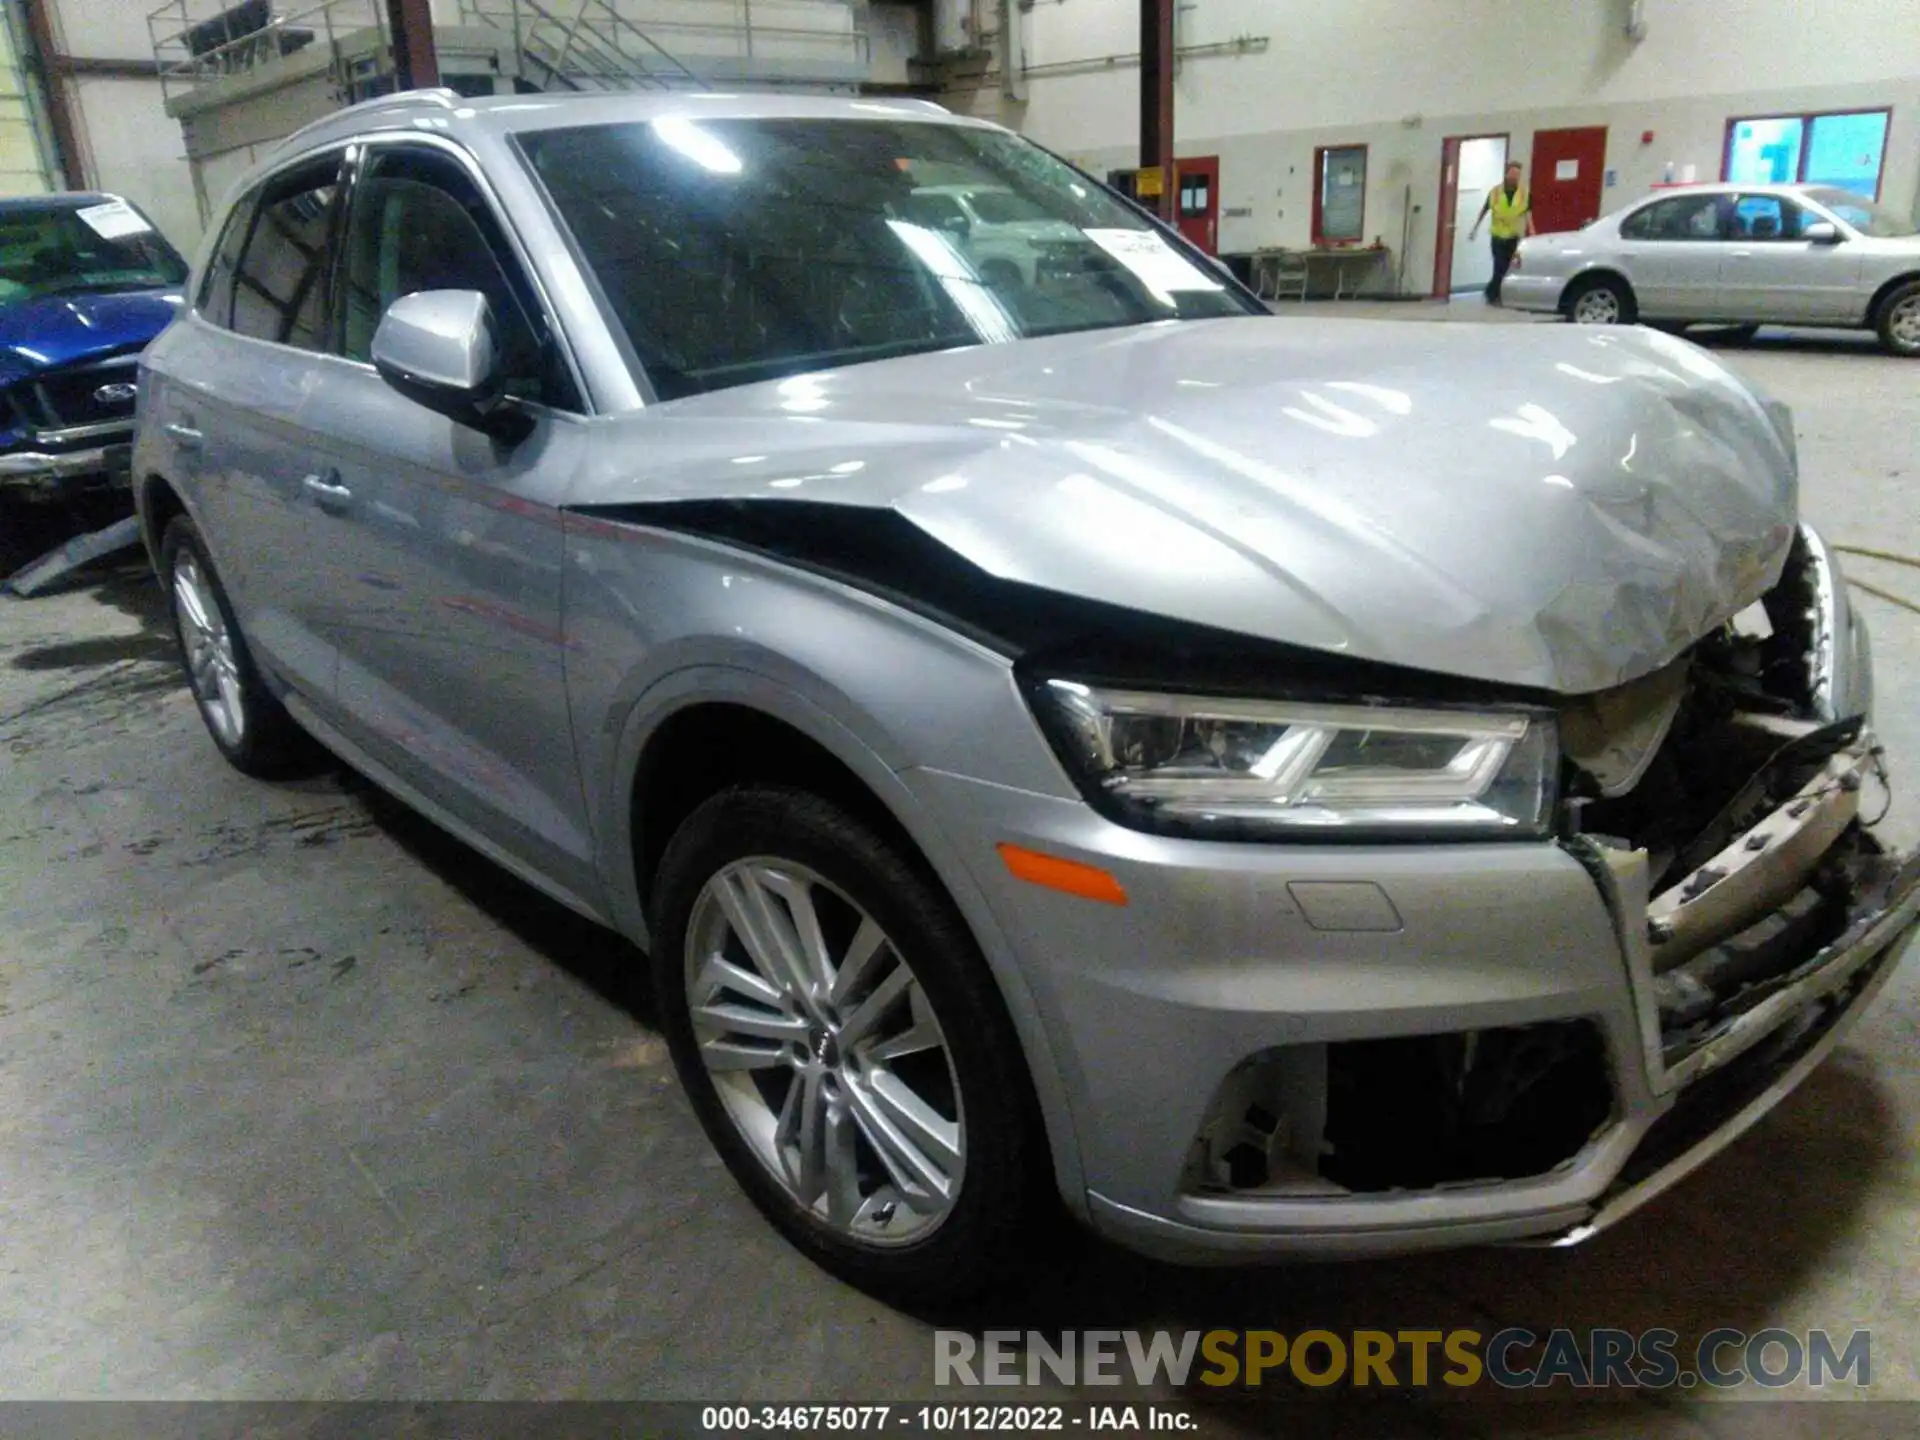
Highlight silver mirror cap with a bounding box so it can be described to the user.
[1803,221,1842,244]
[371,289,498,395]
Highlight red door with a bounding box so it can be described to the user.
[1528,126,1608,234]
[1432,136,1462,297]
[1175,154,1219,253]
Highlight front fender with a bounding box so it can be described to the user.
[597,660,1091,1218]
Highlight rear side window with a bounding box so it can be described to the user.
[195,196,254,326]
[1620,194,1725,241]
[230,156,342,349]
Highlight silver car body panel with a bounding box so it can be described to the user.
[1506,181,1920,325]
[132,91,1914,1262]
[567,318,1799,697]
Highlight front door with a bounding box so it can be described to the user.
[1720,192,1863,323]
[301,141,599,900]
[1175,155,1219,253]
[1529,126,1608,234]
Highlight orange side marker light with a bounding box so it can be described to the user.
[996,843,1129,906]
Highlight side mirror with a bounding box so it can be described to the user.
[371,289,528,440]
[1803,221,1842,244]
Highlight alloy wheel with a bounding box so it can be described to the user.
[172,553,246,749]
[683,858,965,1246]
[1573,288,1622,324]
[1889,294,1920,352]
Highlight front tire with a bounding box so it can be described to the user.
[650,785,1053,1306]
[1876,280,1920,356]
[1565,275,1636,326]
[162,516,318,778]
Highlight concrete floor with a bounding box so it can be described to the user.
[3,311,1918,1434]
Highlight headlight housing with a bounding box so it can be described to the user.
[1035,681,1557,840]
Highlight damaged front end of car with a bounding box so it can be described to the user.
[1177,524,1917,1235]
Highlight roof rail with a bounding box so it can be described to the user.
[273,86,463,152]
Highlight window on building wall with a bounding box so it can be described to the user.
[1178,170,1210,221]
[1724,109,1889,198]
[1313,144,1367,245]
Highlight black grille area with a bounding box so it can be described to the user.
[1319,1021,1614,1191]
[4,351,140,436]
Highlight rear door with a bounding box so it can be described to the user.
[1615,192,1729,318]
[1719,192,1862,323]
[298,140,598,897]
[1529,127,1608,233]
[166,153,350,710]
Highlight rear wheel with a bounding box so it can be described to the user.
[162,516,319,777]
[1565,275,1636,326]
[1876,280,1920,356]
[650,785,1055,1305]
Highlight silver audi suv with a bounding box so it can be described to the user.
[134,90,1918,1304]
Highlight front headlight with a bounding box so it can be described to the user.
[1035,681,1557,840]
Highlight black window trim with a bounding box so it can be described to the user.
[193,192,255,324]
[199,143,351,344]
[192,133,591,419]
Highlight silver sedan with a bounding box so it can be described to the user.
[1504,182,1920,354]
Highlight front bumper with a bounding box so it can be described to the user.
[907,748,1917,1261]
[0,440,133,501]
[1499,272,1568,314]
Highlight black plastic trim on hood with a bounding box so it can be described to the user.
[569,498,1559,710]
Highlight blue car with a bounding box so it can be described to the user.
[0,192,186,504]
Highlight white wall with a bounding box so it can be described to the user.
[0,9,53,195]
[959,0,1920,293]
[42,0,201,248]
[868,1,922,87]
[69,76,200,251]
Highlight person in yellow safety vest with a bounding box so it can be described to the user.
[1468,160,1535,305]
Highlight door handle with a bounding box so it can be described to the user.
[302,471,353,508]
[164,421,203,448]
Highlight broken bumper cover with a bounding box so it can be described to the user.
[1534,852,1919,1247]
[905,766,1917,1263]
[0,440,133,500]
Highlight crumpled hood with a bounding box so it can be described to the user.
[0,289,180,384]
[582,317,1799,695]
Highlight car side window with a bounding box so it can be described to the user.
[1621,195,1725,241]
[1732,194,1803,240]
[196,195,255,326]
[230,156,342,349]
[339,145,577,410]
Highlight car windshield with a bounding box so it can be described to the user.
[965,189,1055,224]
[1804,188,1917,238]
[517,117,1256,400]
[0,200,187,305]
